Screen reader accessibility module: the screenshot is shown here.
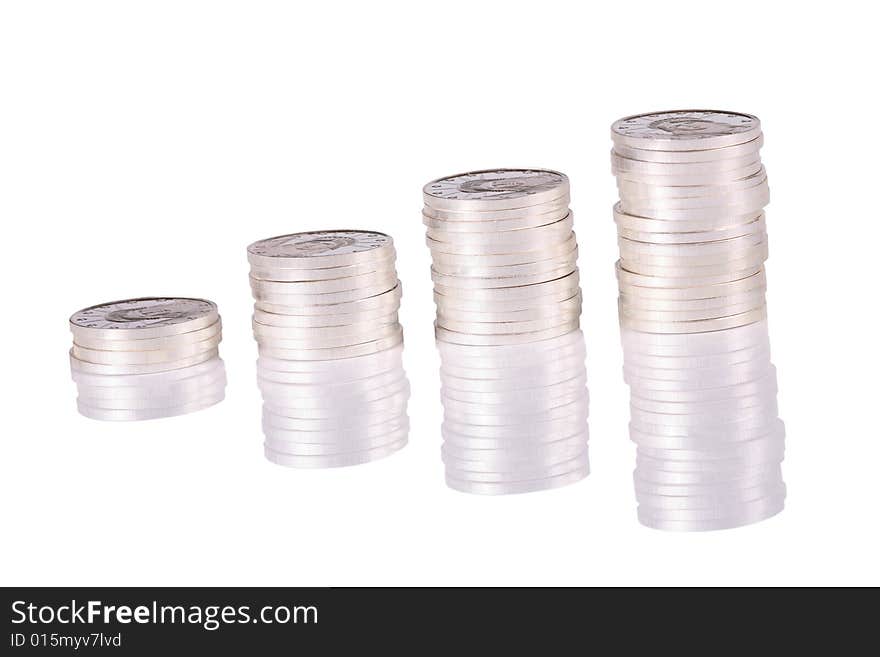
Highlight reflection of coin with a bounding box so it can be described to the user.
[247,230,393,268]
[70,297,217,337]
[611,110,761,150]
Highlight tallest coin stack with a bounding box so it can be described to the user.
[610,110,786,530]
[423,169,590,494]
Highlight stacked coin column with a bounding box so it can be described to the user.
[247,231,409,468]
[69,297,226,421]
[423,169,590,494]
[610,110,785,530]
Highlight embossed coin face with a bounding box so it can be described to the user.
[423,169,569,210]
[70,298,217,333]
[247,230,392,262]
[611,110,761,150]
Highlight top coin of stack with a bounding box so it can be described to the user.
[423,169,581,345]
[247,230,403,359]
[68,297,226,420]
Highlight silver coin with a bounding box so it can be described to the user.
[71,333,222,365]
[619,290,766,314]
[619,299,765,323]
[423,169,569,211]
[253,308,399,328]
[251,280,399,305]
[618,265,764,288]
[254,283,402,316]
[264,438,407,469]
[616,265,766,297]
[616,171,768,200]
[431,248,579,278]
[621,306,767,334]
[621,318,770,344]
[249,270,398,295]
[70,297,218,340]
[72,319,222,352]
[619,228,768,254]
[247,230,394,269]
[619,197,767,222]
[422,208,570,232]
[431,263,577,290]
[426,214,574,247]
[428,232,578,268]
[619,244,769,270]
[249,256,396,282]
[612,152,761,176]
[614,204,764,233]
[422,195,571,222]
[255,323,401,350]
[437,313,580,336]
[434,270,579,301]
[437,327,585,355]
[612,134,763,163]
[611,110,761,151]
[69,348,220,375]
[436,322,579,346]
[620,186,769,213]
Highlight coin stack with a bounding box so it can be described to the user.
[69,297,226,421]
[423,169,590,494]
[247,230,409,468]
[610,110,785,530]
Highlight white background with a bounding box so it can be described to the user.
[1,0,877,586]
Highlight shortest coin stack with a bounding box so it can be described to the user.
[247,230,409,468]
[69,297,226,421]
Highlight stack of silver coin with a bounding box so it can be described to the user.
[247,230,409,468]
[610,110,785,530]
[69,297,226,421]
[423,169,590,494]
